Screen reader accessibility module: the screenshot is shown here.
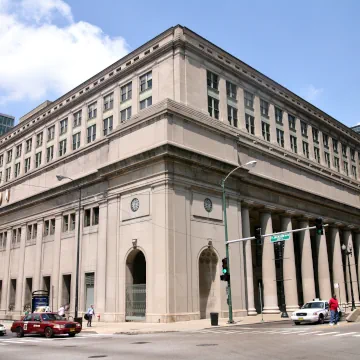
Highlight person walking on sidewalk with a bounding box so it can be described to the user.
[329,294,339,325]
[86,305,95,327]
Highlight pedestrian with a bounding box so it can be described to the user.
[329,294,339,325]
[58,305,65,319]
[86,305,95,327]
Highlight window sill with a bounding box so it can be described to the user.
[83,225,98,235]
[276,121,283,126]
[289,128,297,133]
[207,86,219,93]
[227,95,237,102]
[261,114,269,119]
[43,235,54,243]
[245,106,254,111]
[61,231,75,240]
[103,107,114,113]
[140,87,153,94]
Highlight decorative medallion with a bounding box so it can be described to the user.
[131,198,140,212]
[204,198,213,213]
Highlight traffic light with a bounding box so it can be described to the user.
[254,227,262,245]
[220,257,230,282]
[315,217,323,235]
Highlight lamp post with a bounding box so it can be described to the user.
[341,243,356,311]
[56,175,82,320]
[222,160,257,324]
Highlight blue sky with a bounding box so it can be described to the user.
[1,0,359,127]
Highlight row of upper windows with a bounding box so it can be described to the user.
[207,70,359,168]
[0,72,154,183]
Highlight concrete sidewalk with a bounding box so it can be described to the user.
[81,314,290,334]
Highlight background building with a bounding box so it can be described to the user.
[0,26,359,322]
[0,113,15,135]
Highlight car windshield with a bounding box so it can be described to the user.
[302,302,324,309]
[41,314,63,321]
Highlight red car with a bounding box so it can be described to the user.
[11,313,81,338]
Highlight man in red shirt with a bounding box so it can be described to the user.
[329,294,339,325]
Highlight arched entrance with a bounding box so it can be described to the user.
[199,248,219,319]
[125,249,146,321]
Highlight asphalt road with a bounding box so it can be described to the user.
[1,321,360,360]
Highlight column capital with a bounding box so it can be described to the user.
[259,204,277,213]
[281,209,298,218]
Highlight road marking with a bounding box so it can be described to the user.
[316,332,340,336]
[353,334,360,337]
[22,339,42,343]
[0,343,8,346]
[3,340,26,343]
[333,332,358,337]
[298,331,323,336]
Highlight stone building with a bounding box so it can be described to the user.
[0,25,359,322]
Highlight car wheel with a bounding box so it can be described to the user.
[44,327,54,339]
[318,315,325,324]
[0,333,4,336]
[69,333,76,337]
[16,327,24,338]
[294,322,300,325]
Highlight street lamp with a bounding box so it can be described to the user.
[222,160,257,324]
[341,243,356,311]
[57,175,82,321]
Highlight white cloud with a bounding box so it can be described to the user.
[302,84,324,102]
[0,0,129,106]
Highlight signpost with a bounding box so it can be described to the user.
[270,233,290,243]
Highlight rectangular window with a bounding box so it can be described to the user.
[312,128,319,143]
[120,107,132,123]
[244,91,254,109]
[35,152,42,168]
[290,135,297,153]
[0,232,7,250]
[344,161,349,176]
[7,150,12,163]
[63,215,69,232]
[227,106,238,127]
[260,99,269,117]
[5,167,11,181]
[140,96,152,110]
[16,144,22,158]
[350,148,355,162]
[324,152,331,168]
[88,102,97,119]
[72,133,81,151]
[276,128,284,147]
[26,138,32,153]
[140,71,152,92]
[59,139,67,157]
[0,154,3,167]
[103,116,113,136]
[352,165,357,179]
[27,224,37,241]
[70,214,76,231]
[333,139,338,153]
[103,93,114,111]
[342,144,347,158]
[121,82,132,102]
[47,125,55,141]
[84,209,91,227]
[208,96,219,119]
[46,146,54,162]
[60,118,68,135]
[314,147,320,163]
[50,219,55,235]
[301,121,308,137]
[206,71,218,90]
[92,207,99,225]
[245,114,255,135]
[36,133,43,148]
[323,133,329,148]
[87,125,96,143]
[275,107,283,124]
[14,162,20,178]
[24,157,31,173]
[84,207,99,227]
[226,81,236,99]
[0,172,2,182]
[73,110,82,128]
[288,114,296,131]
[262,122,270,141]
[334,156,340,171]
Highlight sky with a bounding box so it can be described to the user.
[1,0,359,127]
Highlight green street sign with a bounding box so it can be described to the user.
[270,233,290,243]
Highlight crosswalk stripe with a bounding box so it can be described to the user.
[22,340,41,343]
[298,331,323,336]
[316,332,340,336]
[353,334,360,337]
[0,343,8,346]
[3,340,26,343]
[333,332,358,337]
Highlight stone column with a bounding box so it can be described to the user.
[316,230,332,301]
[355,233,360,298]
[241,205,256,315]
[33,219,43,291]
[343,230,360,305]
[15,225,26,312]
[260,210,279,313]
[0,229,12,310]
[329,226,346,306]
[281,214,298,311]
[51,214,62,311]
[298,219,316,303]
[96,200,108,317]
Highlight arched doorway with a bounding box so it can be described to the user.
[199,248,219,319]
[125,249,146,321]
